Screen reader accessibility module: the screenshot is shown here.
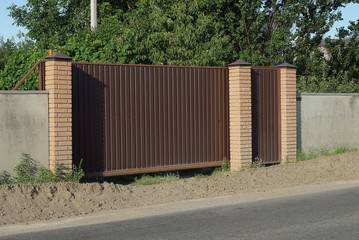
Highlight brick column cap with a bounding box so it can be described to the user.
[45,53,72,61]
[276,62,296,69]
[228,59,251,66]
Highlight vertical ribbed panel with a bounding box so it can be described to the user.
[252,67,281,164]
[72,63,229,176]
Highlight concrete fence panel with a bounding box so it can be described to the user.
[0,91,48,173]
[297,93,359,152]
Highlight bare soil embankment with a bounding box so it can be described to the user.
[1,151,359,225]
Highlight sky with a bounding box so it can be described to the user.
[0,0,27,41]
[0,0,358,42]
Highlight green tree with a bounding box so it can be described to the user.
[297,20,359,93]
[0,38,17,70]
[0,40,46,90]
[4,0,359,91]
[8,0,133,49]
[9,0,354,66]
[326,20,359,90]
[118,0,232,65]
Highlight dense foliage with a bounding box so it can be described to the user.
[0,39,45,90]
[297,20,359,92]
[1,0,358,92]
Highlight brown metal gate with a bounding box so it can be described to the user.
[72,63,229,176]
[251,67,281,164]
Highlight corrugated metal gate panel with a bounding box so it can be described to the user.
[251,67,281,164]
[72,63,229,176]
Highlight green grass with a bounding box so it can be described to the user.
[194,173,209,179]
[132,173,180,186]
[332,147,357,155]
[246,156,265,169]
[297,147,358,161]
[212,158,230,176]
[134,159,230,184]
[248,161,264,169]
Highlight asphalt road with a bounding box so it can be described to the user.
[2,184,359,240]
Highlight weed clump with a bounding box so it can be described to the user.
[0,153,84,185]
[0,171,12,185]
[212,158,230,176]
[249,158,264,169]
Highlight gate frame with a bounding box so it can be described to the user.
[228,60,297,170]
[44,53,296,174]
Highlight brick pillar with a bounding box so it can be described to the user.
[45,53,73,171]
[228,60,252,170]
[277,62,297,163]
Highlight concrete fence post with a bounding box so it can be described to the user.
[228,60,252,170]
[45,53,73,171]
[277,62,297,163]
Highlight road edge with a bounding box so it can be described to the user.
[1,180,359,236]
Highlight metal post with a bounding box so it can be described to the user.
[91,0,97,29]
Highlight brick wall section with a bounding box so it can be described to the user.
[228,60,252,170]
[45,53,73,171]
[277,63,297,163]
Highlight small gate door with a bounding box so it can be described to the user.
[251,68,281,164]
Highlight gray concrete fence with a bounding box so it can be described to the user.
[0,91,48,174]
[297,93,359,152]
